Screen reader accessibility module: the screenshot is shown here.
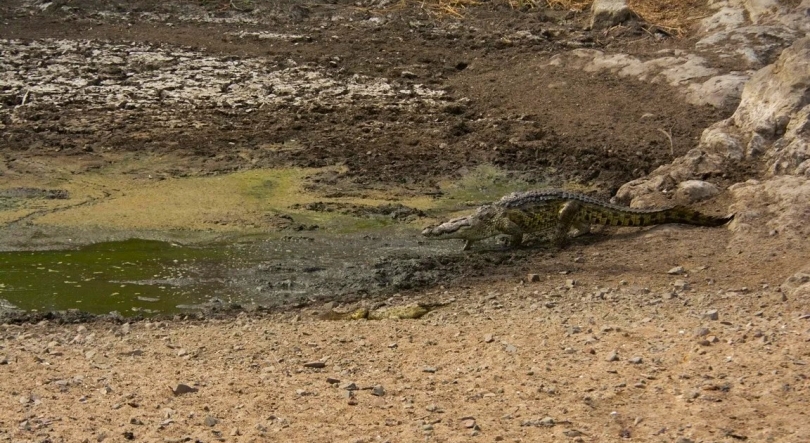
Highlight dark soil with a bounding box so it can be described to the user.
[0,0,732,194]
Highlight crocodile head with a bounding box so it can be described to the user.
[421,205,500,247]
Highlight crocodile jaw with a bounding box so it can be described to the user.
[421,216,477,240]
[422,206,497,242]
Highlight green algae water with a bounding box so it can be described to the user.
[0,239,232,316]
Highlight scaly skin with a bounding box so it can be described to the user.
[422,189,734,250]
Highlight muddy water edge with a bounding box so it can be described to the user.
[0,165,541,319]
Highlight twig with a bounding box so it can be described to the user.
[20,90,30,106]
[229,0,246,12]
[657,127,674,158]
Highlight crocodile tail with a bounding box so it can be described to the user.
[660,206,734,227]
[581,206,733,227]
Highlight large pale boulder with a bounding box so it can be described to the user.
[617,37,810,206]
[727,175,810,243]
[731,37,810,138]
[590,0,637,30]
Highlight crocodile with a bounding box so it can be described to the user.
[422,189,734,250]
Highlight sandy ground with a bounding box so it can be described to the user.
[2,226,809,443]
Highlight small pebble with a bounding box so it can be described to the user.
[703,309,719,321]
[172,384,198,395]
[606,351,619,362]
[673,280,689,290]
[628,356,643,364]
[694,327,710,337]
[668,266,685,275]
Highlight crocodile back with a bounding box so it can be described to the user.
[496,189,671,213]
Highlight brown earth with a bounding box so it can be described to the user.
[1,1,808,442]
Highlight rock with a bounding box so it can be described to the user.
[503,343,517,353]
[628,356,643,364]
[703,309,720,321]
[303,361,326,368]
[527,273,540,282]
[699,6,746,33]
[673,280,690,291]
[484,334,494,343]
[590,0,637,30]
[172,384,198,395]
[326,377,340,385]
[423,366,437,373]
[0,355,7,365]
[461,417,476,428]
[694,327,710,337]
[204,415,219,427]
[539,417,555,427]
[522,416,557,427]
[724,36,810,162]
[781,268,810,298]
[668,266,685,275]
[729,176,810,245]
[342,382,358,391]
[685,73,749,108]
[674,180,720,204]
[606,351,620,362]
[371,385,385,396]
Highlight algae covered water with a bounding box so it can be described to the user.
[0,239,233,316]
[0,230,470,318]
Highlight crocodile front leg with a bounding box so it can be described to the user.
[570,219,591,237]
[497,211,526,248]
[553,200,582,247]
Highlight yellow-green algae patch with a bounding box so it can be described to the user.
[3,164,434,236]
[25,168,318,232]
[2,159,564,239]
